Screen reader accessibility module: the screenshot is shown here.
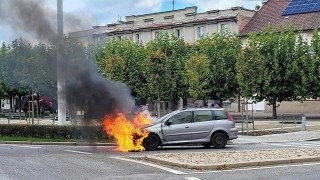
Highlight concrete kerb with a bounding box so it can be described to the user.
[145,155,320,170]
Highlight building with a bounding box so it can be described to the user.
[69,29,94,45]
[69,6,255,45]
[239,0,320,113]
[240,0,320,42]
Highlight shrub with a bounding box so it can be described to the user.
[0,124,111,140]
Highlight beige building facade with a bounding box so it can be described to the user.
[69,6,255,45]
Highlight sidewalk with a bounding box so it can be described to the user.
[234,130,320,144]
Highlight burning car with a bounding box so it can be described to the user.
[102,112,153,152]
[142,108,238,151]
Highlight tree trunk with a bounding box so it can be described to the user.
[10,95,13,112]
[219,97,223,108]
[272,100,277,119]
[19,95,22,113]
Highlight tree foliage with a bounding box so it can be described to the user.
[197,32,241,103]
[309,29,320,99]
[255,26,299,118]
[185,53,210,100]
[145,32,189,103]
[96,38,146,98]
[145,49,172,101]
[236,33,265,99]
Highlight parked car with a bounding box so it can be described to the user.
[142,108,238,151]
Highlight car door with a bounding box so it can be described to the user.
[191,110,215,140]
[161,111,192,142]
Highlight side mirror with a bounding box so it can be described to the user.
[165,120,173,126]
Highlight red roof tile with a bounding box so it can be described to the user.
[239,0,320,36]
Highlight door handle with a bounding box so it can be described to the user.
[185,126,189,128]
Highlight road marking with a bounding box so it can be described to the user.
[6,144,42,149]
[185,177,202,180]
[266,142,320,148]
[110,156,187,175]
[192,162,320,174]
[64,150,93,155]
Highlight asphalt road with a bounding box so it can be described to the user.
[1,141,320,180]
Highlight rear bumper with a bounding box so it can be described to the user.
[229,127,238,140]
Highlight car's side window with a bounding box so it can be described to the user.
[194,110,212,123]
[167,111,192,125]
[213,110,228,120]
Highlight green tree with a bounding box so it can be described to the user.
[236,33,265,100]
[185,53,211,100]
[256,26,297,118]
[309,29,320,99]
[197,32,241,105]
[145,49,173,101]
[290,34,311,99]
[96,38,147,99]
[145,32,189,105]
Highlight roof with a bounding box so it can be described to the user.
[239,0,320,36]
[93,15,237,35]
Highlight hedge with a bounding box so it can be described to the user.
[0,124,111,140]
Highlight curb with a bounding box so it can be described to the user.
[0,141,115,146]
[146,156,320,170]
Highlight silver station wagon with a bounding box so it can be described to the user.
[143,108,238,151]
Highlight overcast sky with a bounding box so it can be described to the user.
[0,0,262,44]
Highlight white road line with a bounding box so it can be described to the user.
[110,156,187,175]
[266,142,320,148]
[192,162,320,174]
[63,150,93,155]
[288,142,320,147]
[185,177,202,180]
[7,144,42,149]
[266,143,309,148]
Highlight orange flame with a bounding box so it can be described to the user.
[102,113,152,152]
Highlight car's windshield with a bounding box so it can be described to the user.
[155,110,180,123]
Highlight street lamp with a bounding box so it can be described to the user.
[57,0,66,125]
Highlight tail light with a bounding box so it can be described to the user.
[226,111,234,122]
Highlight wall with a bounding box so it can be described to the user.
[264,100,320,113]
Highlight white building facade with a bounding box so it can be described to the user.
[70,6,255,46]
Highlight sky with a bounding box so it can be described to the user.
[0,0,262,44]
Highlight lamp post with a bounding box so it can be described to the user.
[57,0,66,125]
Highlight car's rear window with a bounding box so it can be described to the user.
[213,110,228,120]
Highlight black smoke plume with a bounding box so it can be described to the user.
[0,0,94,44]
[0,0,134,141]
[65,57,133,121]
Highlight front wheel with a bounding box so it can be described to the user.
[143,134,160,151]
[211,133,227,149]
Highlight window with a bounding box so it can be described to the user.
[167,111,192,125]
[176,29,183,39]
[197,26,205,39]
[213,110,228,120]
[221,23,229,34]
[135,34,141,43]
[194,110,212,123]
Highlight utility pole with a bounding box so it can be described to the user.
[172,0,175,10]
[57,0,66,125]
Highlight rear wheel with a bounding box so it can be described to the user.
[143,134,160,151]
[211,133,227,149]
